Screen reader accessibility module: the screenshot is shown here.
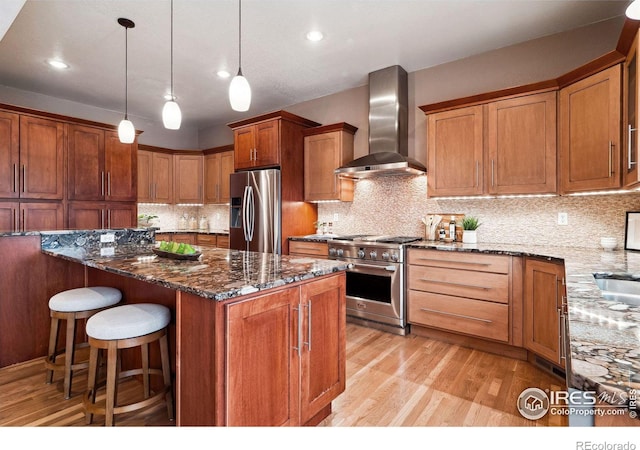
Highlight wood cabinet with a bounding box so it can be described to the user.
[204,147,234,204]
[68,202,136,229]
[289,240,328,258]
[138,148,174,203]
[0,201,64,232]
[225,273,345,426]
[0,110,19,199]
[216,235,229,249]
[18,115,65,200]
[426,92,557,197]
[174,153,203,204]
[303,123,357,202]
[524,257,567,369]
[487,92,557,194]
[624,29,640,187]
[559,65,622,194]
[407,249,512,343]
[196,233,217,247]
[232,119,280,170]
[68,124,136,202]
[427,105,484,196]
[153,232,196,245]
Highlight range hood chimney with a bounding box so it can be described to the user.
[335,65,426,179]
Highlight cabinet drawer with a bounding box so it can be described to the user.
[408,265,509,304]
[155,233,170,242]
[216,235,229,248]
[197,234,217,246]
[408,290,509,342]
[289,241,328,257]
[408,249,509,274]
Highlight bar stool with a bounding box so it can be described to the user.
[83,303,174,426]
[45,286,122,399]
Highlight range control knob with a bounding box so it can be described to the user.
[357,249,365,258]
[382,252,390,260]
[336,249,344,257]
[369,250,377,259]
[390,253,399,262]
[329,248,337,257]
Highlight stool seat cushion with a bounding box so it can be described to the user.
[49,287,122,312]
[86,304,170,340]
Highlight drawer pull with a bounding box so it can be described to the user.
[415,258,491,267]
[419,308,493,323]
[419,278,490,290]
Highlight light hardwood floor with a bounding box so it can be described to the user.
[0,323,567,427]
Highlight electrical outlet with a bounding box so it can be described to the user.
[100,233,115,243]
[558,212,568,226]
[333,213,339,222]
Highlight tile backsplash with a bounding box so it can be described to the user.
[137,204,229,231]
[317,176,640,249]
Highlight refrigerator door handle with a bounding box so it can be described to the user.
[246,186,255,242]
[242,186,250,242]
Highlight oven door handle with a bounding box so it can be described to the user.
[350,262,397,272]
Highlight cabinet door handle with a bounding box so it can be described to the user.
[22,165,26,193]
[491,159,495,187]
[303,301,312,351]
[418,278,490,290]
[419,307,492,323]
[108,210,111,228]
[101,171,105,196]
[101,210,105,229]
[608,141,613,178]
[254,149,258,161]
[560,313,567,361]
[107,172,111,196]
[154,183,158,200]
[475,160,479,187]
[629,124,637,170]
[415,257,491,267]
[292,304,302,356]
[21,209,25,232]
[13,164,17,193]
[13,208,17,232]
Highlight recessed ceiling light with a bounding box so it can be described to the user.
[47,59,69,69]
[217,70,231,79]
[306,30,324,42]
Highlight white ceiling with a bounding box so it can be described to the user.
[0,0,631,130]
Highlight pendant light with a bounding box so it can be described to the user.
[229,0,251,112]
[162,0,182,129]
[117,18,135,144]
[627,0,640,20]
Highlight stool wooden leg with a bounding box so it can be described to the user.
[63,314,77,399]
[105,342,118,427]
[159,333,174,420]
[85,345,99,425]
[141,342,150,399]
[45,316,60,384]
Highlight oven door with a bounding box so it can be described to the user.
[344,260,403,326]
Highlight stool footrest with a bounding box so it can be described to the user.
[83,385,171,417]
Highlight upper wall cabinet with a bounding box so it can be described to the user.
[204,146,234,204]
[427,105,484,197]
[68,124,137,202]
[0,114,65,200]
[138,148,173,203]
[624,29,640,188]
[303,123,357,202]
[559,65,621,194]
[425,92,557,198]
[229,111,321,172]
[174,153,203,204]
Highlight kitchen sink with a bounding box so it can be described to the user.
[593,276,640,306]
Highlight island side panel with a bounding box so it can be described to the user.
[175,291,224,426]
[0,236,85,367]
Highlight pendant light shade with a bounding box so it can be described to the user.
[118,119,135,144]
[162,99,182,129]
[117,18,135,144]
[163,0,182,129]
[229,0,251,112]
[627,0,640,20]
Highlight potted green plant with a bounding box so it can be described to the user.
[138,214,158,228]
[461,216,481,244]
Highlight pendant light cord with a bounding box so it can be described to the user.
[170,0,174,98]
[124,24,129,119]
[238,0,243,76]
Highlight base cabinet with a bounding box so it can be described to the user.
[289,240,328,258]
[177,272,346,426]
[524,257,567,369]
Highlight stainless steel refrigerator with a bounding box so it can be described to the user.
[229,169,282,254]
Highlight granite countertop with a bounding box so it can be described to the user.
[155,229,229,235]
[288,235,337,242]
[408,241,640,405]
[42,244,349,302]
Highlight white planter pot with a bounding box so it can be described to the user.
[462,230,477,244]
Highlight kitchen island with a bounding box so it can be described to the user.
[36,229,348,426]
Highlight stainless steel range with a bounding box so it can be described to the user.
[328,235,421,335]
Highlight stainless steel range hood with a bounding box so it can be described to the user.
[335,65,426,179]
